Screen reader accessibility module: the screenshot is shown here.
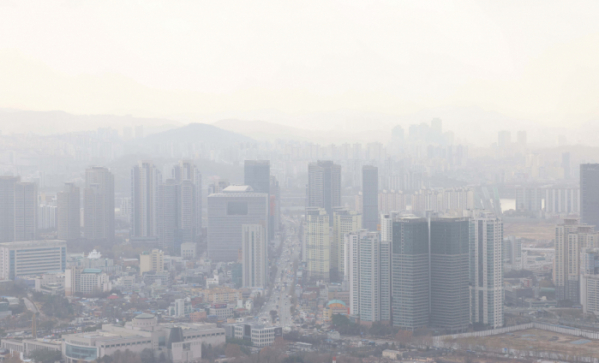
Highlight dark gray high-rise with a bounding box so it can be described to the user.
[391,217,429,330]
[307,161,341,223]
[430,218,470,333]
[173,160,202,237]
[244,160,272,239]
[57,183,80,241]
[0,177,37,242]
[581,164,599,228]
[244,160,270,194]
[84,167,115,242]
[362,165,378,231]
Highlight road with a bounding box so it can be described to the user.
[257,215,301,329]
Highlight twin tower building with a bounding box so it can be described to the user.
[304,161,503,332]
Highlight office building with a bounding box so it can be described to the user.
[306,208,330,281]
[581,164,599,228]
[391,216,429,330]
[139,249,164,275]
[244,160,273,241]
[84,167,115,241]
[307,161,341,220]
[172,160,202,236]
[57,183,80,241]
[131,162,161,238]
[430,218,469,333]
[332,208,361,281]
[227,323,282,348]
[0,240,66,280]
[0,177,18,242]
[65,267,111,296]
[181,242,197,260]
[207,186,269,262]
[469,212,503,328]
[244,160,270,194]
[242,224,267,288]
[14,181,37,241]
[362,165,379,231]
[62,313,225,363]
[157,179,181,254]
[270,176,281,238]
[346,230,381,323]
[554,219,599,303]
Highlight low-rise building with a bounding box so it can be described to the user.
[226,323,282,348]
[62,313,225,363]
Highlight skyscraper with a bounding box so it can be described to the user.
[157,179,181,255]
[362,165,378,231]
[242,224,267,288]
[14,181,37,241]
[391,216,429,330]
[581,164,599,228]
[332,208,361,281]
[430,217,470,333]
[307,161,341,221]
[84,167,115,242]
[244,160,270,194]
[498,130,511,148]
[173,160,202,237]
[469,212,503,328]
[207,186,269,262]
[346,230,381,323]
[0,176,18,242]
[305,207,330,281]
[131,162,161,239]
[57,183,80,241]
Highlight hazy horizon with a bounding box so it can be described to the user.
[2,1,599,145]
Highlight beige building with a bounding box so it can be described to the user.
[201,286,242,304]
[140,249,164,275]
[306,208,330,281]
[331,208,361,279]
[554,219,599,303]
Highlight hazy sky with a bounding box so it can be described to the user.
[2,0,599,131]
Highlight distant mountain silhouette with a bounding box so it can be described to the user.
[143,122,254,146]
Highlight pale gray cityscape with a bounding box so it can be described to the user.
[0,2,599,363]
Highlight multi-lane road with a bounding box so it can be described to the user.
[257,216,301,329]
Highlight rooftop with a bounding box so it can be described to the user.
[0,240,66,248]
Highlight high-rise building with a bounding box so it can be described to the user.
[84,167,115,242]
[0,176,19,242]
[362,165,379,231]
[391,216,429,330]
[554,219,599,303]
[14,181,37,241]
[242,224,267,288]
[131,162,161,239]
[207,186,269,262]
[270,176,281,236]
[469,212,503,328]
[581,164,599,228]
[244,160,270,194]
[332,208,361,281]
[157,179,181,255]
[430,217,470,333]
[305,208,330,281]
[57,183,80,241]
[379,214,392,323]
[346,230,381,323]
[307,161,341,221]
[173,160,202,237]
